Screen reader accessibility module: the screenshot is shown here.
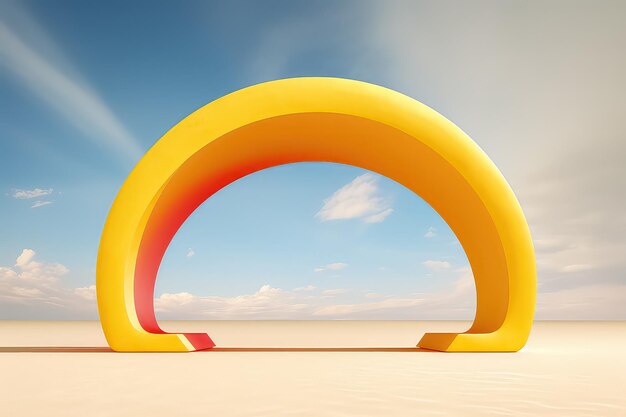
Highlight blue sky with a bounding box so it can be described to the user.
[1,1,625,319]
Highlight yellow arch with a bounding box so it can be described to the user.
[96,77,536,352]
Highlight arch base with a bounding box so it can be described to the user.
[418,330,524,352]
[107,331,215,352]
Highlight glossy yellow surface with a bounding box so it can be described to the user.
[96,77,536,352]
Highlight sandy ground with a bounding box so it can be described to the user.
[0,320,624,416]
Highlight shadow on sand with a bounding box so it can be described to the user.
[0,346,434,353]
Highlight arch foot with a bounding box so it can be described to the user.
[418,331,525,352]
[108,332,215,352]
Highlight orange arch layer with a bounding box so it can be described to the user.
[96,77,536,352]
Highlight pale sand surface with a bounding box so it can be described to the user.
[0,321,624,416]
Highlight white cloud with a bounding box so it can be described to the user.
[424,227,437,238]
[186,248,195,258]
[315,173,393,223]
[0,267,18,280]
[12,188,52,199]
[7,249,68,287]
[74,285,96,300]
[30,200,52,209]
[15,249,36,267]
[158,292,196,307]
[423,260,451,271]
[0,249,96,318]
[18,259,68,285]
[293,285,316,292]
[0,16,142,162]
[1,255,63,294]
[314,262,348,273]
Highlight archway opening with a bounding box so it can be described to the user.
[153,162,475,347]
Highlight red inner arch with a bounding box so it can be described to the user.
[133,118,313,350]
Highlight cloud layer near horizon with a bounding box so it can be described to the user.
[3,247,624,320]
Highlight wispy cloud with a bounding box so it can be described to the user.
[424,227,437,238]
[314,262,348,273]
[0,15,143,163]
[423,260,451,271]
[30,200,52,209]
[316,173,393,223]
[293,285,316,292]
[12,188,53,199]
[10,187,54,208]
[186,248,195,258]
[246,6,365,82]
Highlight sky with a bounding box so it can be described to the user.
[1,0,624,320]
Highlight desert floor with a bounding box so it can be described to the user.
[0,320,624,416]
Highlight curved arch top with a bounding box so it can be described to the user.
[96,77,536,352]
